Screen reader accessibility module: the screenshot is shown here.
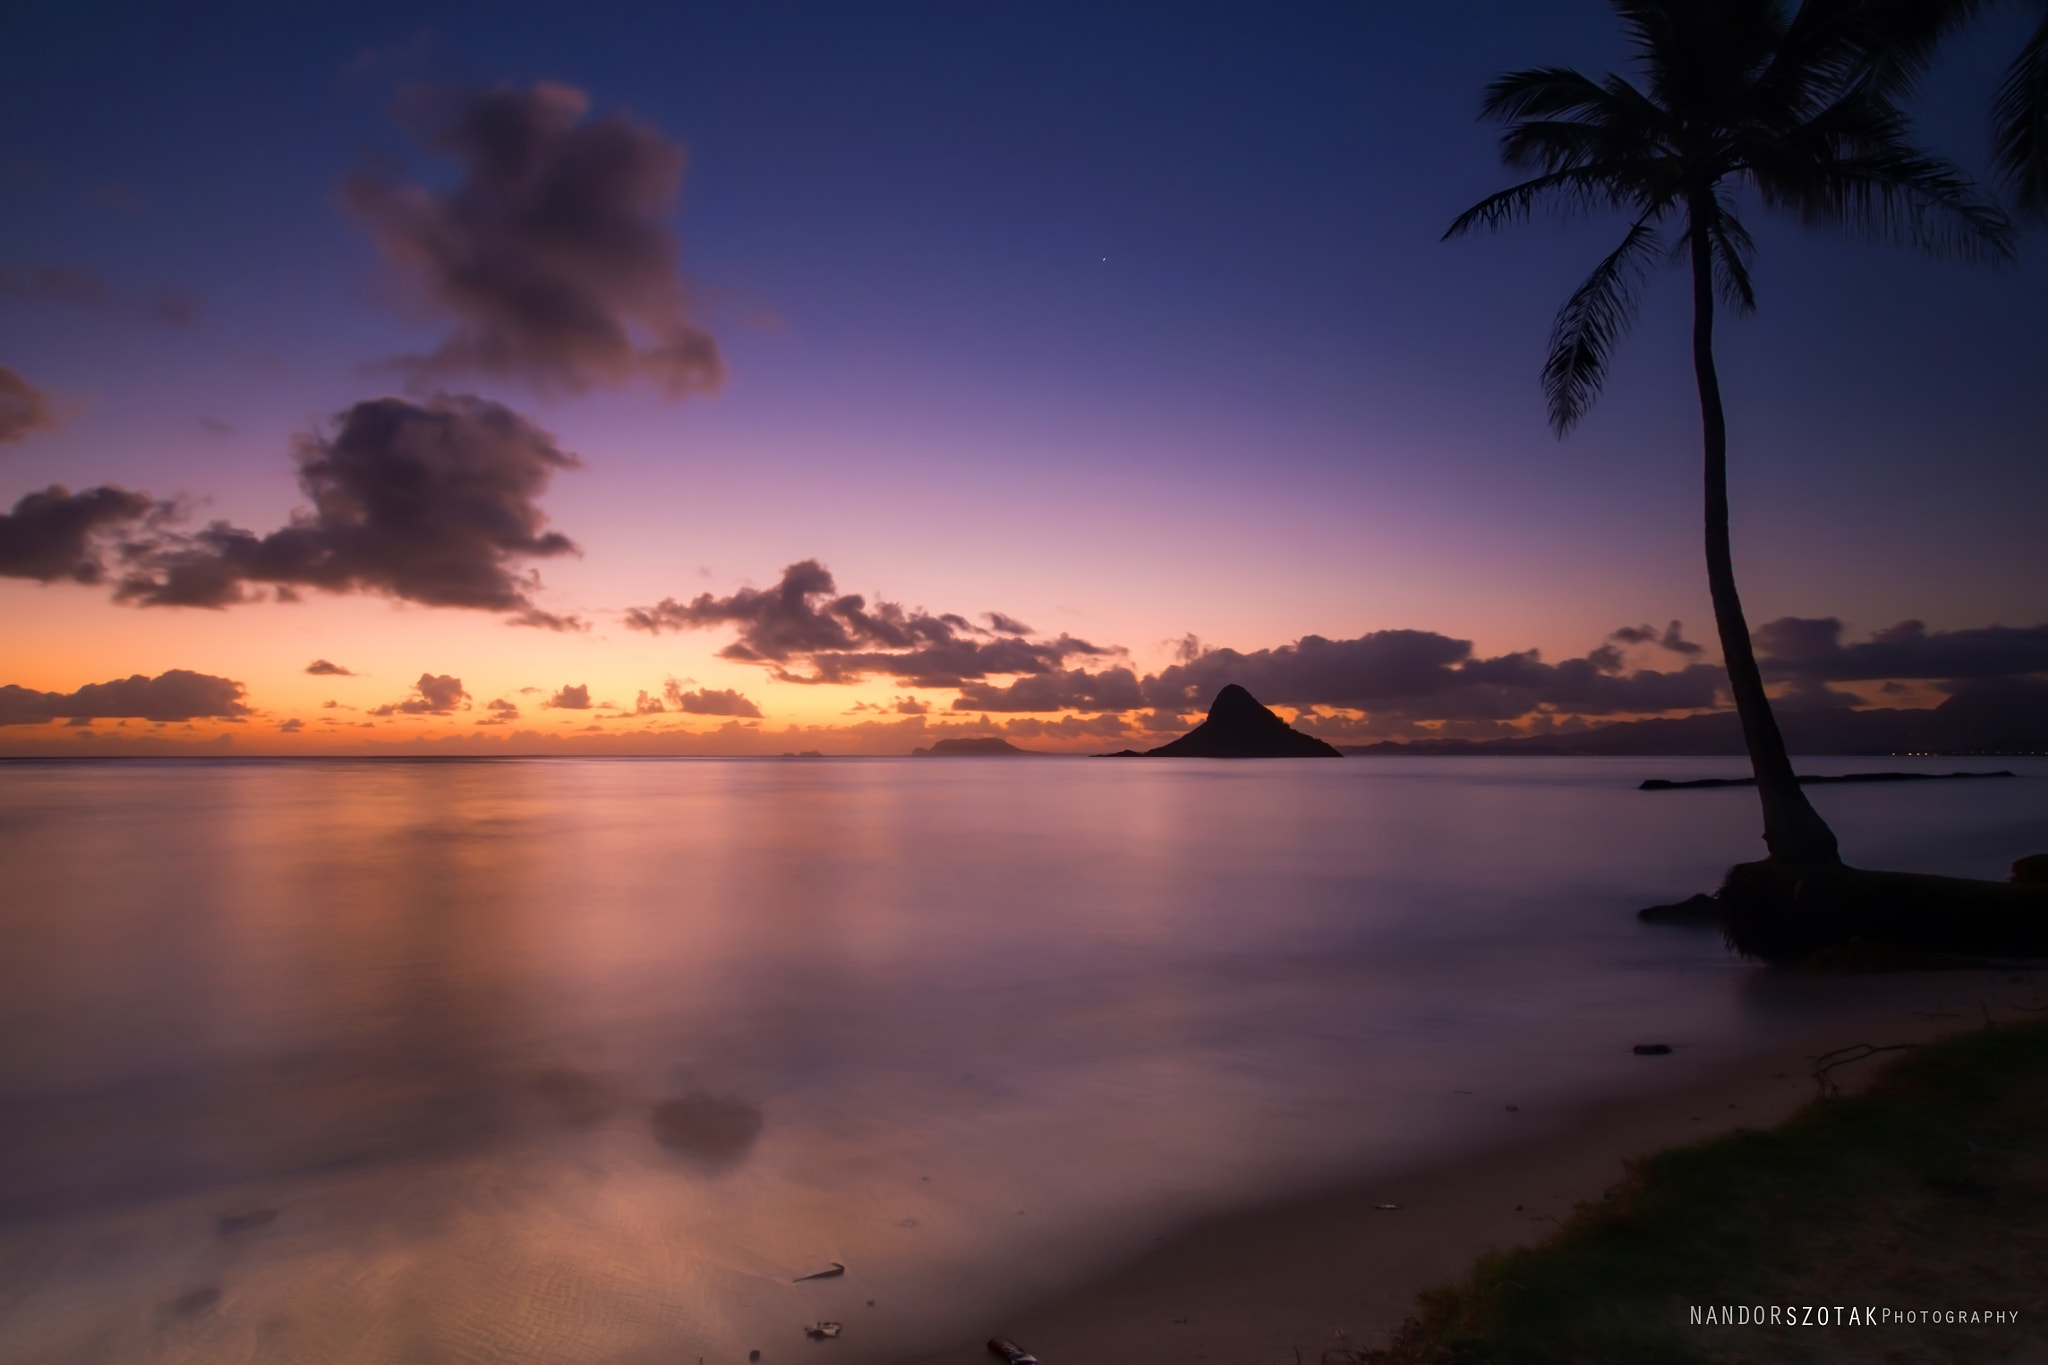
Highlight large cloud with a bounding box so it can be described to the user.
[344,82,722,397]
[952,666,1148,712]
[1756,617,2048,682]
[0,484,167,583]
[1137,630,1726,720]
[115,394,583,627]
[625,560,1115,687]
[370,673,470,716]
[0,366,60,445]
[662,681,764,717]
[0,669,249,726]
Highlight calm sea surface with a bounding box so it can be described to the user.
[3,755,2045,1362]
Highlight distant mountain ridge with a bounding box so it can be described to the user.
[1342,684,2048,756]
[911,736,1043,756]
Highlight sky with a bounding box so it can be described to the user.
[3,0,2045,755]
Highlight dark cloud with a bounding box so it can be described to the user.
[0,266,201,326]
[634,689,666,714]
[625,560,1113,687]
[1001,712,1130,740]
[952,666,1147,713]
[985,611,1033,635]
[0,484,167,583]
[1608,620,1704,659]
[370,673,470,716]
[344,81,722,397]
[0,365,59,444]
[305,659,355,676]
[487,697,519,715]
[546,684,591,710]
[1139,630,1726,721]
[115,394,584,628]
[278,718,305,733]
[1755,617,2048,682]
[663,684,763,718]
[1774,677,1866,710]
[0,669,250,726]
[894,695,930,715]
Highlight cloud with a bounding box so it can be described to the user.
[1774,677,1865,709]
[370,673,470,716]
[952,666,1147,712]
[1755,617,2048,683]
[626,560,1114,687]
[115,394,584,627]
[278,718,305,733]
[488,697,519,715]
[893,695,930,715]
[305,659,355,676]
[0,366,59,444]
[634,689,666,714]
[999,712,1130,740]
[1134,630,1726,721]
[0,669,250,726]
[0,265,201,326]
[343,81,722,397]
[663,683,762,718]
[546,683,591,709]
[0,484,169,583]
[1609,619,1705,657]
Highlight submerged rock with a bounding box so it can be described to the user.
[1136,684,1341,758]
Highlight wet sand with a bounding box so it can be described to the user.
[894,968,2044,1365]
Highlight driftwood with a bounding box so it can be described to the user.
[1810,1042,1920,1098]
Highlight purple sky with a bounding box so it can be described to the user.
[3,1,2044,752]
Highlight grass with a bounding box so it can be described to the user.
[1346,1018,2048,1364]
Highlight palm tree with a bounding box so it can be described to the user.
[1853,0,2048,220]
[1996,7,2048,216]
[1446,0,2014,871]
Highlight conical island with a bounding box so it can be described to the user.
[1102,684,1341,758]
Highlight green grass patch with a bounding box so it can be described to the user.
[1351,1019,2048,1364]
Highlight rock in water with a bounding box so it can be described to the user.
[911,737,1041,756]
[1141,684,1341,758]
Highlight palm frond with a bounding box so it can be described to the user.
[1757,136,2016,262]
[1543,215,1662,436]
[1709,198,1759,314]
[1480,66,1617,123]
[1754,0,1972,113]
[1992,9,2048,220]
[1442,165,1651,240]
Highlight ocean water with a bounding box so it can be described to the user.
[1,754,2044,1362]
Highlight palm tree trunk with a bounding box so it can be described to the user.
[1688,214,1841,870]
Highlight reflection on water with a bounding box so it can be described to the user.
[1,755,2044,1362]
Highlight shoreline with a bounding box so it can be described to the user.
[892,967,2043,1365]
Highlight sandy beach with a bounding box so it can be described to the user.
[896,966,2045,1365]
